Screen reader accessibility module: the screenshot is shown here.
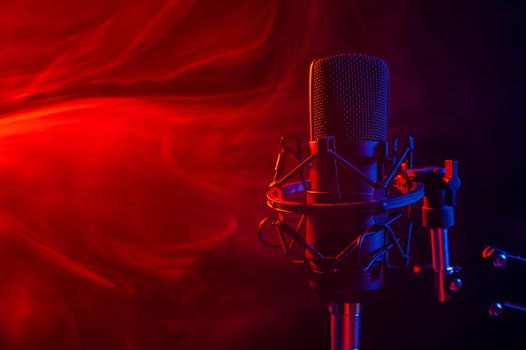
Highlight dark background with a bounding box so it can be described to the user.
[0,1,525,349]
[255,2,526,349]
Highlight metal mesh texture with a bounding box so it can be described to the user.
[310,54,389,144]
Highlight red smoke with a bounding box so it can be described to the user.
[4,1,510,349]
[0,1,332,349]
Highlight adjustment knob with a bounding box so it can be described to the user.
[488,303,504,318]
[492,253,507,269]
[448,277,462,293]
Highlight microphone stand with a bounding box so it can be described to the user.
[329,303,361,350]
[409,160,461,302]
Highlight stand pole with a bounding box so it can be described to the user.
[430,228,451,302]
[329,302,361,350]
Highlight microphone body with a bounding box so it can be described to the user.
[306,54,390,302]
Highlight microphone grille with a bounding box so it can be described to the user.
[310,54,389,144]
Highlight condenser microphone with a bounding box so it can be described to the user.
[261,53,458,350]
[307,54,390,350]
[306,54,389,300]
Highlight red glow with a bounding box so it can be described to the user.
[0,1,332,348]
[3,1,517,349]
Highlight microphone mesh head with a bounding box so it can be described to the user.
[310,54,389,144]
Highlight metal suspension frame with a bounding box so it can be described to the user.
[258,135,424,274]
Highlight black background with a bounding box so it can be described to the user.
[250,2,526,349]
